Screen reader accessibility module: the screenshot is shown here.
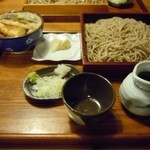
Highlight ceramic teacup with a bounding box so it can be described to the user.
[62,72,115,125]
[119,61,150,116]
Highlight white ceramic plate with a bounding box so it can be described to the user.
[32,33,81,61]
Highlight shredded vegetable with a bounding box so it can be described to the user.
[32,76,66,98]
[27,64,71,99]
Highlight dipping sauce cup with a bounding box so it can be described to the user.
[62,72,115,125]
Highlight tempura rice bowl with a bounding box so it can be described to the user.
[0,10,43,54]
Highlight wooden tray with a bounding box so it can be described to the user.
[23,0,108,15]
[80,12,150,78]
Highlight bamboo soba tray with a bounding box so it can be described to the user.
[80,13,150,78]
[23,0,108,15]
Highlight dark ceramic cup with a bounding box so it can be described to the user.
[62,72,115,125]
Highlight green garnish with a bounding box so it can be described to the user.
[27,71,40,84]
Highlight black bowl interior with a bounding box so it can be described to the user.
[63,73,115,114]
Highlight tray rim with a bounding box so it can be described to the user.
[24,0,108,5]
[23,0,109,15]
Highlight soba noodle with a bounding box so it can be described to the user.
[27,0,106,4]
[85,17,150,62]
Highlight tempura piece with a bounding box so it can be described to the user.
[0,22,26,37]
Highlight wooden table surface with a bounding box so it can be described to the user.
[0,0,150,149]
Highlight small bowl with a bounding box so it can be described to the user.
[108,0,133,8]
[0,10,43,54]
[62,72,115,125]
[119,61,150,116]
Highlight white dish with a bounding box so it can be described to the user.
[32,33,81,61]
